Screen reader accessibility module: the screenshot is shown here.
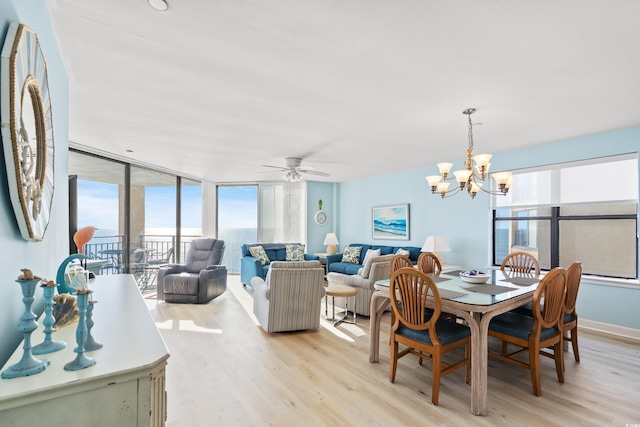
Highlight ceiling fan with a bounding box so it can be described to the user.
[261,157,330,182]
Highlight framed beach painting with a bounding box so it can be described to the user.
[372,204,409,240]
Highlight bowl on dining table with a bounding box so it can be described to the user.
[459,270,490,284]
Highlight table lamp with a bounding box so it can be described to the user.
[323,233,340,255]
[421,235,450,264]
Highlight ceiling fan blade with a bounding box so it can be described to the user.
[301,169,330,177]
[261,164,287,170]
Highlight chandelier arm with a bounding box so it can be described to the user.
[440,186,462,198]
[477,183,507,196]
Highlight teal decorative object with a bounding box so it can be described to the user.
[84,300,102,352]
[56,254,88,294]
[318,199,323,210]
[2,271,50,379]
[32,282,66,355]
[64,290,96,371]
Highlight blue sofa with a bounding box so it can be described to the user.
[326,243,421,275]
[240,243,319,286]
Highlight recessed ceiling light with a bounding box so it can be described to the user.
[148,0,168,11]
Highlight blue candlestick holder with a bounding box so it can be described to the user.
[2,277,50,379]
[32,283,67,355]
[64,290,96,371]
[84,299,102,352]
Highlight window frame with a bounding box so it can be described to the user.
[492,154,639,280]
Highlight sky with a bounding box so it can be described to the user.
[217,185,258,229]
[77,180,257,231]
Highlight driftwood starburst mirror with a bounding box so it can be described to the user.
[1,23,55,241]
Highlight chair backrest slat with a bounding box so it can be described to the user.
[391,254,413,273]
[501,251,540,275]
[417,252,442,274]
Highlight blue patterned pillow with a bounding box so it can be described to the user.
[396,248,411,257]
[341,246,363,264]
[249,245,270,265]
[285,244,305,261]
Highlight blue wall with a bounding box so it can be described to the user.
[337,128,640,331]
[0,0,69,366]
[306,181,339,255]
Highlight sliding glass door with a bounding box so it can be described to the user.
[69,150,202,283]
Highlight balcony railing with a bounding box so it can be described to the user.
[82,234,201,288]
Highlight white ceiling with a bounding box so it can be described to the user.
[45,0,640,183]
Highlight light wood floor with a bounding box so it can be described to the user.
[144,275,640,427]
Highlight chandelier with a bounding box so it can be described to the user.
[426,108,512,199]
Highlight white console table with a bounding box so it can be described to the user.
[0,274,169,426]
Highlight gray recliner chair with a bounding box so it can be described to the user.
[157,238,227,304]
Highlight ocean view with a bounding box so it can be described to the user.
[86,227,256,273]
[219,228,257,273]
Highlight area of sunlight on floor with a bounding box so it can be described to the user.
[142,273,364,342]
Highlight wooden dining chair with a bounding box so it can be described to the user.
[488,267,567,396]
[391,254,413,273]
[561,261,582,362]
[417,252,442,274]
[511,261,583,364]
[500,252,540,275]
[389,267,470,405]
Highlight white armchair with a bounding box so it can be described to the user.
[326,254,394,316]
[251,261,326,333]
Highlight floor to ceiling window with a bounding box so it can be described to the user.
[69,149,202,283]
[216,182,307,274]
[217,185,258,274]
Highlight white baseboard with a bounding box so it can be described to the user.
[580,318,640,342]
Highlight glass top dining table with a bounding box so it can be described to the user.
[370,267,542,416]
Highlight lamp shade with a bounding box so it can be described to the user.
[324,232,339,255]
[421,235,450,253]
[323,233,339,246]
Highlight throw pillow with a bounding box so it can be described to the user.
[249,245,270,265]
[396,248,411,257]
[285,244,305,261]
[359,248,381,278]
[341,246,363,264]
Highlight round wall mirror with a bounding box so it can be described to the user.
[1,23,55,241]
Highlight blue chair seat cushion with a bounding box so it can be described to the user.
[397,319,470,346]
[489,311,558,340]
[511,302,572,324]
[163,272,199,296]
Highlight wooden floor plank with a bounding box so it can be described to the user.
[144,275,640,427]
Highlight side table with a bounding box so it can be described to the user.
[324,285,357,326]
[314,252,330,275]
